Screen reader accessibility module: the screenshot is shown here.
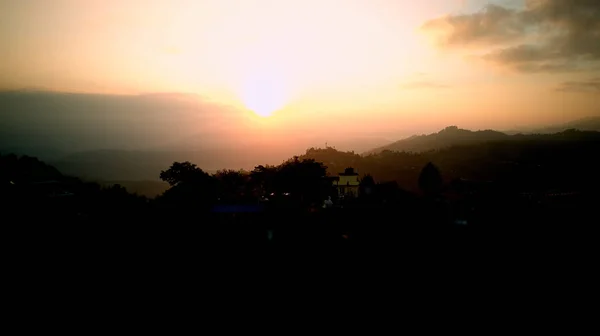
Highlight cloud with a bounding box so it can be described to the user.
[556,78,600,93]
[422,0,600,73]
[482,44,578,72]
[399,81,450,90]
[421,5,527,47]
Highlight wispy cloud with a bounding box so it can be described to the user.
[556,78,600,93]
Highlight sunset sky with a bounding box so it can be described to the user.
[1,0,599,136]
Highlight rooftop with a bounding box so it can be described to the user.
[339,167,359,176]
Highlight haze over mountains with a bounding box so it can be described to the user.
[504,117,600,135]
[365,118,600,155]
[2,90,599,195]
[0,90,393,160]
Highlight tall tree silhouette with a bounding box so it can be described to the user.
[359,174,375,196]
[418,162,443,197]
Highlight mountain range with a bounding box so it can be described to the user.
[364,126,508,155]
[2,90,600,194]
[46,122,600,190]
[365,117,600,155]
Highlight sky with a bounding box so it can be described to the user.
[1,0,599,139]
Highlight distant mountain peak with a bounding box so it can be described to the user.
[364,126,508,155]
[364,118,600,155]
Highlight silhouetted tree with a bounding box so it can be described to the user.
[214,169,251,201]
[418,162,443,197]
[276,157,328,204]
[158,161,217,210]
[250,165,277,196]
[359,174,375,196]
[159,161,210,186]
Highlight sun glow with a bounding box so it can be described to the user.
[239,67,290,117]
[242,82,287,117]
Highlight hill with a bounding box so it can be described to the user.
[364,126,508,155]
[304,129,600,192]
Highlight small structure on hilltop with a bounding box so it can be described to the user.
[332,167,360,198]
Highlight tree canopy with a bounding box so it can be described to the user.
[159,161,211,186]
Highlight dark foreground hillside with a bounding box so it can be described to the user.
[3,143,598,277]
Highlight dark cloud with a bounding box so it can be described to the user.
[482,44,577,72]
[422,0,600,72]
[483,44,549,64]
[421,5,527,47]
[556,78,600,93]
[399,81,450,90]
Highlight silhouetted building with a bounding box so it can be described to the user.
[333,167,360,198]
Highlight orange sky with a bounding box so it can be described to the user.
[1,0,598,135]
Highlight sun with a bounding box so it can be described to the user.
[240,67,289,117]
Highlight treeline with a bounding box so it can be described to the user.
[155,157,334,211]
[0,153,338,222]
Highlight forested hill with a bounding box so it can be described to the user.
[364,126,509,155]
[301,129,600,192]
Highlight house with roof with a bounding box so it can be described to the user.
[332,167,360,198]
